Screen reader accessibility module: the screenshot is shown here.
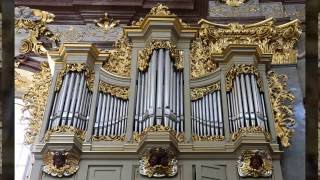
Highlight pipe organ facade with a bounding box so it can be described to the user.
[25,4,300,180]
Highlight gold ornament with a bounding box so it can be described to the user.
[23,62,51,144]
[99,81,129,100]
[225,64,262,92]
[221,0,247,7]
[133,125,184,143]
[192,135,224,141]
[267,71,295,148]
[237,150,273,177]
[94,13,120,32]
[15,6,60,56]
[55,63,94,92]
[191,82,220,100]
[138,40,183,71]
[92,135,125,141]
[44,126,85,142]
[231,126,271,141]
[43,151,80,177]
[102,36,132,77]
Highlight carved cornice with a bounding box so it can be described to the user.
[138,40,183,72]
[133,125,184,143]
[267,71,295,148]
[225,64,262,92]
[102,36,132,77]
[98,81,129,100]
[15,6,60,56]
[190,82,220,100]
[55,63,94,92]
[23,62,51,144]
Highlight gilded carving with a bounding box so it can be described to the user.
[191,82,220,100]
[44,126,85,142]
[237,150,272,177]
[267,71,295,148]
[225,64,262,92]
[231,126,271,141]
[133,125,184,143]
[55,63,94,92]
[139,147,178,177]
[191,18,301,78]
[192,135,224,141]
[15,6,60,56]
[138,40,183,71]
[220,0,247,7]
[99,81,129,100]
[92,135,125,141]
[43,150,80,177]
[23,62,51,144]
[94,13,120,32]
[102,36,132,77]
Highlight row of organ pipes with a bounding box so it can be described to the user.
[48,72,92,131]
[134,49,184,133]
[93,92,128,136]
[191,90,224,136]
[226,73,269,133]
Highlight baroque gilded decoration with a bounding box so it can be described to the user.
[43,151,80,177]
[231,126,271,141]
[55,63,94,91]
[92,135,125,141]
[99,81,129,100]
[225,64,262,91]
[15,6,60,56]
[44,126,86,142]
[237,150,272,177]
[138,40,183,71]
[192,135,224,141]
[267,71,295,148]
[94,13,120,32]
[133,125,184,143]
[23,62,51,144]
[139,147,178,177]
[220,0,247,7]
[190,82,220,100]
[102,36,132,77]
[191,18,301,78]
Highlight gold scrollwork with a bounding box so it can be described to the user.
[44,126,85,142]
[220,0,247,7]
[99,81,129,100]
[267,71,295,148]
[92,135,125,141]
[225,64,262,92]
[133,125,184,143]
[192,135,224,141]
[15,6,60,56]
[138,40,183,71]
[102,36,132,77]
[231,126,271,141]
[191,82,220,100]
[55,63,94,91]
[43,151,80,177]
[94,13,120,32]
[23,62,51,144]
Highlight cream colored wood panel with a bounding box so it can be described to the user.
[87,166,122,180]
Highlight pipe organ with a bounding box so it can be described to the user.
[134,49,184,134]
[47,70,93,132]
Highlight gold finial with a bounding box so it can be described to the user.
[94,12,120,31]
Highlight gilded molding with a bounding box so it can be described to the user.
[267,71,295,148]
[192,135,224,141]
[225,64,262,92]
[99,81,129,100]
[55,63,94,92]
[237,150,272,177]
[43,151,80,177]
[196,18,301,65]
[92,135,125,141]
[231,126,271,141]
[94,13,120,32]
[44,126,85,142]
[138,40,183,71]
[220,0,247,7]
[133,125,184,143]
[190,82,220,100]
[15,6,60,56]
[23,62,51,144]
[102,36,132,77]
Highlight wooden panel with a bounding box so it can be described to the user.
[87,166,122,180]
